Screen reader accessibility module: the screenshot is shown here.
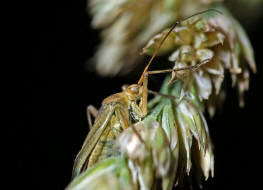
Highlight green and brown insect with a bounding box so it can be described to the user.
[72,9,220,179]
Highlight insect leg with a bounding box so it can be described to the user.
[146,59,210,76]
[115,108,130,130]
[140,70,170,116]
[140,72,149,116]
[139,59,210,110]
[87,105,99,129]
[116,108,144,143]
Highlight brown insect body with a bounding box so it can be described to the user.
[72,84,146,178]
[72,9,220,179]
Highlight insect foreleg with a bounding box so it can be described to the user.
[130,101,145,121]
[86,105,99,129]
[115,108,130,130]
[116,108,144,143]
[146,59,210,76]
[140,72,149,116]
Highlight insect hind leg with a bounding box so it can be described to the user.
[87,105,99,130]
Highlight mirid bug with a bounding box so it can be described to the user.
[72,9,221,179]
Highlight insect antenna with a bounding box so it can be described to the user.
[137,8,222,85]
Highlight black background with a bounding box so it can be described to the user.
[24,0,263,189]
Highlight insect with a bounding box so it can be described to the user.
[72,9,221,179]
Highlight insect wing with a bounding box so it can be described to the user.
[72,104,116,178]
[87,113,123,167]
